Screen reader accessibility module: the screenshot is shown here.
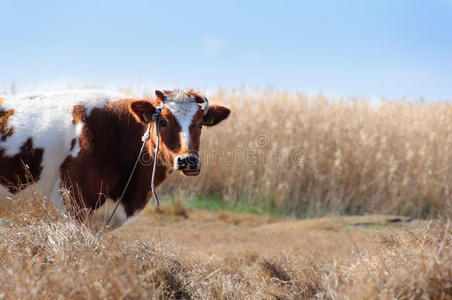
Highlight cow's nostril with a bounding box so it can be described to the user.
[177,157,187,170]
[187,157,199,170]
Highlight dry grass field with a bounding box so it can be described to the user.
[1,90,452,299]
[0,197,451,299]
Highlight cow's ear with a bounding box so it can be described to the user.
[129,100,156,123]
[202,105,231,126]
[155,90,166,101]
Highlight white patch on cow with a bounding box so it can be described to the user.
[71,122,84,156]
[0,89,124,207]
[164,91,199,149]
[90,198,127,230]
[123,208,144,227]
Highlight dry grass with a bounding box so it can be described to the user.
[0,197,451,299]
[148,89,452,218]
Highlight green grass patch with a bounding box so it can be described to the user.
[346,223,388,232]
[163,189,348,219]
[185,194,280,217]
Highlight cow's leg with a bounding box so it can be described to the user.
[49,178,64,209]
[60,156,120,222]
[89,198,127,229]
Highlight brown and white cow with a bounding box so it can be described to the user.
[0,89,230,228]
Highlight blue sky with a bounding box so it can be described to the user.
[1,0,451,100]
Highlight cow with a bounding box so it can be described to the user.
[0,89,230,228]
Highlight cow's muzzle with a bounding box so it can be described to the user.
[176,155,201,176]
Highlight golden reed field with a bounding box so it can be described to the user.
[1,89,452,299]
[163,89,452,218]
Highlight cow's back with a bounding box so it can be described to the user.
[0,89,124,207]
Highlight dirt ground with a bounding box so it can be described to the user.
[116,205,417,262]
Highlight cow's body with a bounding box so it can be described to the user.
[0,89,230,228]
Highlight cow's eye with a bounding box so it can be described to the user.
[159,120,168,127]
[198,124,203,129]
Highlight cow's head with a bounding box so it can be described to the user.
[129,90,230,176]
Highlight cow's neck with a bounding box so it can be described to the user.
[92,100,169,214]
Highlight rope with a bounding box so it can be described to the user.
[105,103,163,228]
[150,109,161,207]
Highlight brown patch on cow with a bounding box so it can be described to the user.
[159,107,183,153]
[188,110,204,150]
[0,108,15,142]
[72,105,87,124]
[60,99,169,217]
[0,138,44,193]
[70,138,77,151]
[0,97,4,106]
